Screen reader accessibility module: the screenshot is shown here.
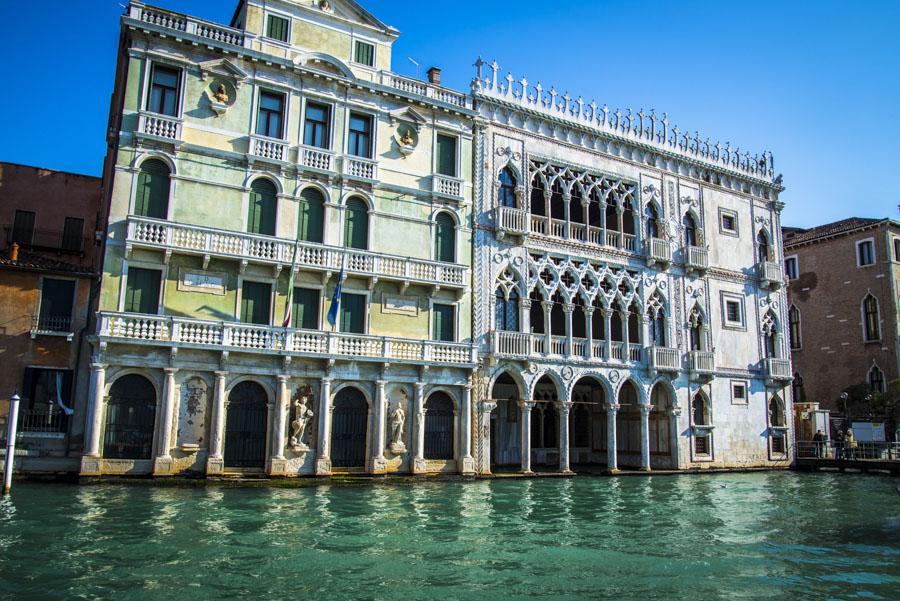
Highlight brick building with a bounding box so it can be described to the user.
[0,162,103,472]
[783,217,900,414]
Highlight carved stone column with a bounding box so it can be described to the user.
[620,310,630,362]
[541,300,552,355]
[479,400,497,474]
[639,403,651,471]
[617,206,625,247]
[206,371,227,475]
[269,375,289,475]
[519,400,535,474]
[562,191,571,239]
[413,382,426,474]
[584,307,595,360]
[520,298,532,337]
[668,405,682,470]
[79,363,106,476]
[606,403,620,473]
[153,367,178,475]
[369,379,388,474]
[460,383,475,474]
[558,401,572,473]
[563,304,574,357]
[315,377,333,475]
[604,309,613,361]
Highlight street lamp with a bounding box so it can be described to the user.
[3,393,20,494]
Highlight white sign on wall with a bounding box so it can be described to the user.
[382,295,418,316]
[178,269,227,295]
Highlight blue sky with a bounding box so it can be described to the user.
[1,0,897,228]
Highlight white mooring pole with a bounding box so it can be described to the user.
[3,393,21,494]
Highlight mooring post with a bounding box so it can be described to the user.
[3,393,21,494]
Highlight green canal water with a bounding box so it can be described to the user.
[0,472,898,600]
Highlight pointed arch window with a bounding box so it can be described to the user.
[689,306,705,351]
[134,159,170,219]
[683,213,697,247]
[644,204,659,239]
[761,310,779,359]
[757,230,771,263]
[868,365,885,393]
[495,287,520,332]
[344,197,369,250]
[863,294,880,341]
[647,294,667,347]
[788,305,801,350]
[248,179,277,236]
[434,212,456,263]
[792,373,805,403]
[297,187,325,243]
[498,167,517,208]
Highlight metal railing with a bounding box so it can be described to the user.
[4,225,88,254]
[17,409,68,434]
[32,315,73,334]
[796,440,900,461]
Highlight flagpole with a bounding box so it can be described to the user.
[282,235,301,329]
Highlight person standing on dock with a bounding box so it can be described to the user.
[834,429,844,460]
[845,429,858,460]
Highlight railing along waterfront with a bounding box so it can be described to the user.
[126,217,468,288]
[795,440,900,461]
[99,312,476,365]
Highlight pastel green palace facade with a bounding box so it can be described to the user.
[82,0,477,477]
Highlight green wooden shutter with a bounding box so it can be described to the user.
[344,199,368,250]
[298,189,324,243]
[340,293,365,334]
[241,281,271,325]
[436,134,457,177]
[125,267,161,314]
[292,287,319,330]
[435,213,455,262]
[267,15,289,42]
[433,304,454,342]
[249,181,277,236]
[135,161,169,219]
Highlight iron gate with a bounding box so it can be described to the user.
[103,374,156,460]
[424,393,454,460]
[224,381,268,468]
[331,388,368,468]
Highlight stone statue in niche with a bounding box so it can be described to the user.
[388,390,407,454]
[214,83,229,104]
[395,125,416,156]
[290,385,314,452]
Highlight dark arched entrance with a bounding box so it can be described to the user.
[490,372,521,467]
[424,392,454,460]
[103,374,156,460]
[331,387,368,468]
[224,381,268,469]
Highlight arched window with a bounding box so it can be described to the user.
[498,167,517,208]
[762,310,779,359]
[788,305,801,350]
[648,298,667,347]
[689,306,704,351]
[248,179,277,236]
[692,392,711,455]
[644,204,659,239]
[769,396,785,427]
[103,374,156,460]
[495,287,519,332]
[791,373,805,403]
[297,187,325,243]
[434,212,456,263]
[692,393,709,426]
[134,159,170,219]
[530,174,546,217]
[344,197,369,250]
[683,213,697,247]
[757,230,770,263]
[869,365,885,393]
[863,294,880,341]
[424,392,454,460]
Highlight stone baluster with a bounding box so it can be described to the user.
[639,403,651,471]
[315,377,333,475]
[519,400,534,474]
[153,367,178,475]
[607,403,620,473]
[413,382,426,474]
[558,401,572,473]
[206,370,227,475]
[520,298,532,338]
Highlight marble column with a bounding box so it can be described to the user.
[604,310,613,361]
[153,367,178,475]
[617,207,624,247]
[584,307,595,360]
[541,300,552,355]
[369,380,387,474]
[563,305,574,357]
[413,382,427,474]
[607,403,620,473]
[315,377,333,475]
[460,383,475,474]
[206,370,227,475]
[639,403,651,471]
[621,310,630,362]
[519,400,534,474]
[668,405,682,470]
[558,401,572,473]
[79,363,106,476]
[519,299,532,337]
[269,375,289,475]
[478,400,497,474]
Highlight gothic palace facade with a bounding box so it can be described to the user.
[72,0,791,479]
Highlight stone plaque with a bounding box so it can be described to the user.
[381,295,418,316]
[177,376,209,448]
[178,268,226,295]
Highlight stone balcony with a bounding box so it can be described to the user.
[758,261,783,290]
[125,216,469,293]
[648,346,680,373]
[495,207,529,240]
[98,312,478,367]
[645,237,673,269]
[688,350,716,378]
[298,145,336,174]
[136,111,183,149]
[432,174,465,201]
[764,358,792,385]
[249,134,289,164]
[684,245,709,274]
[489,331,650,365]
[343,156,378,182]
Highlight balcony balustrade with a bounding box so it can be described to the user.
[645,237,673,268]
[688,350,716,377]
[758,261,783,290]
[432,175,464,199]
[649,346,679,372]
[99,312,477,366]
[138,111,182,143]
[495,207,529,238]
[249,135,289,163]
[685,245,709,273]
[298,145,335,173]
[343,156,378,181]
[490,331,650,365]
[18,409,68,435]
[31,315,74,339]
[764,358,792,384]
[126,217,468,290]
[379,73,470,108]
[134,3,247,46]
[4,225,87,254]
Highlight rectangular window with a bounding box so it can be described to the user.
[61,217,84,253]
[857,239,875,266]
[266,14,289,42]
[11,209,36,246]
[432,303,455,342]
[147,64,181,116]
[292,287,320,330]
[256,90,285,139]
[726,301,741,323]
[784,256,798,280]
[124,267,162,315]
[303,102,330,149]
[339,293,366,334]
[347,112,372,158]
[38,278,75,332]
[719,209,738,235]
[354,40,375,66]
[20,368,73,433]
[240,281,272,325]
[894,238,900,262]
[721,293,745,329]
[435,134,458,177]
[731,381,747,404]
[694,435,710,455]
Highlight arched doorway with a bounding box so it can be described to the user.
[616,380,641,468]
[490,372,521,467]
[331,387,368,468]
[103,374,156,460]
[649,383,673,469]
[424,392,454,460]
[569,376,607,467]
[224,381,268,469]
[531,375,559,467]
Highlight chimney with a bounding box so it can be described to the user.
[427,66,441,86]
[10,242,19,262]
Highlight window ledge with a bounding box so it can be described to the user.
[30,330,75,342]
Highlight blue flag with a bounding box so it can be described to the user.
[326,262,344,328]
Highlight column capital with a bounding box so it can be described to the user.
[321,376,333,384]
[163,367,179,376]
[563,304,575,315]
[215,370,229,378]
[639,403,651,415]
[414,381,426,391]
[517,399,536,410]
[277,374,290,384]
[556,400,573,413]
[480,400,498,413]
[541,300,553,312]
[521,298,533,309]
[584,306,596,316]
[606,403,621,413]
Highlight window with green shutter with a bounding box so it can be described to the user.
[134,160,170,219]
[240,281,271,325]
[39,278,75,332]
[248,179,277,236]
[298,188,325,243]
[124,267,162,315]
[339,293,366,334]
[292,287,319,330]
[434,212,455,263]
[432,304,455,342]
[354,40,375,66]
[266,14,289,42]
[344,198,369,250]
[436,134,457,177]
